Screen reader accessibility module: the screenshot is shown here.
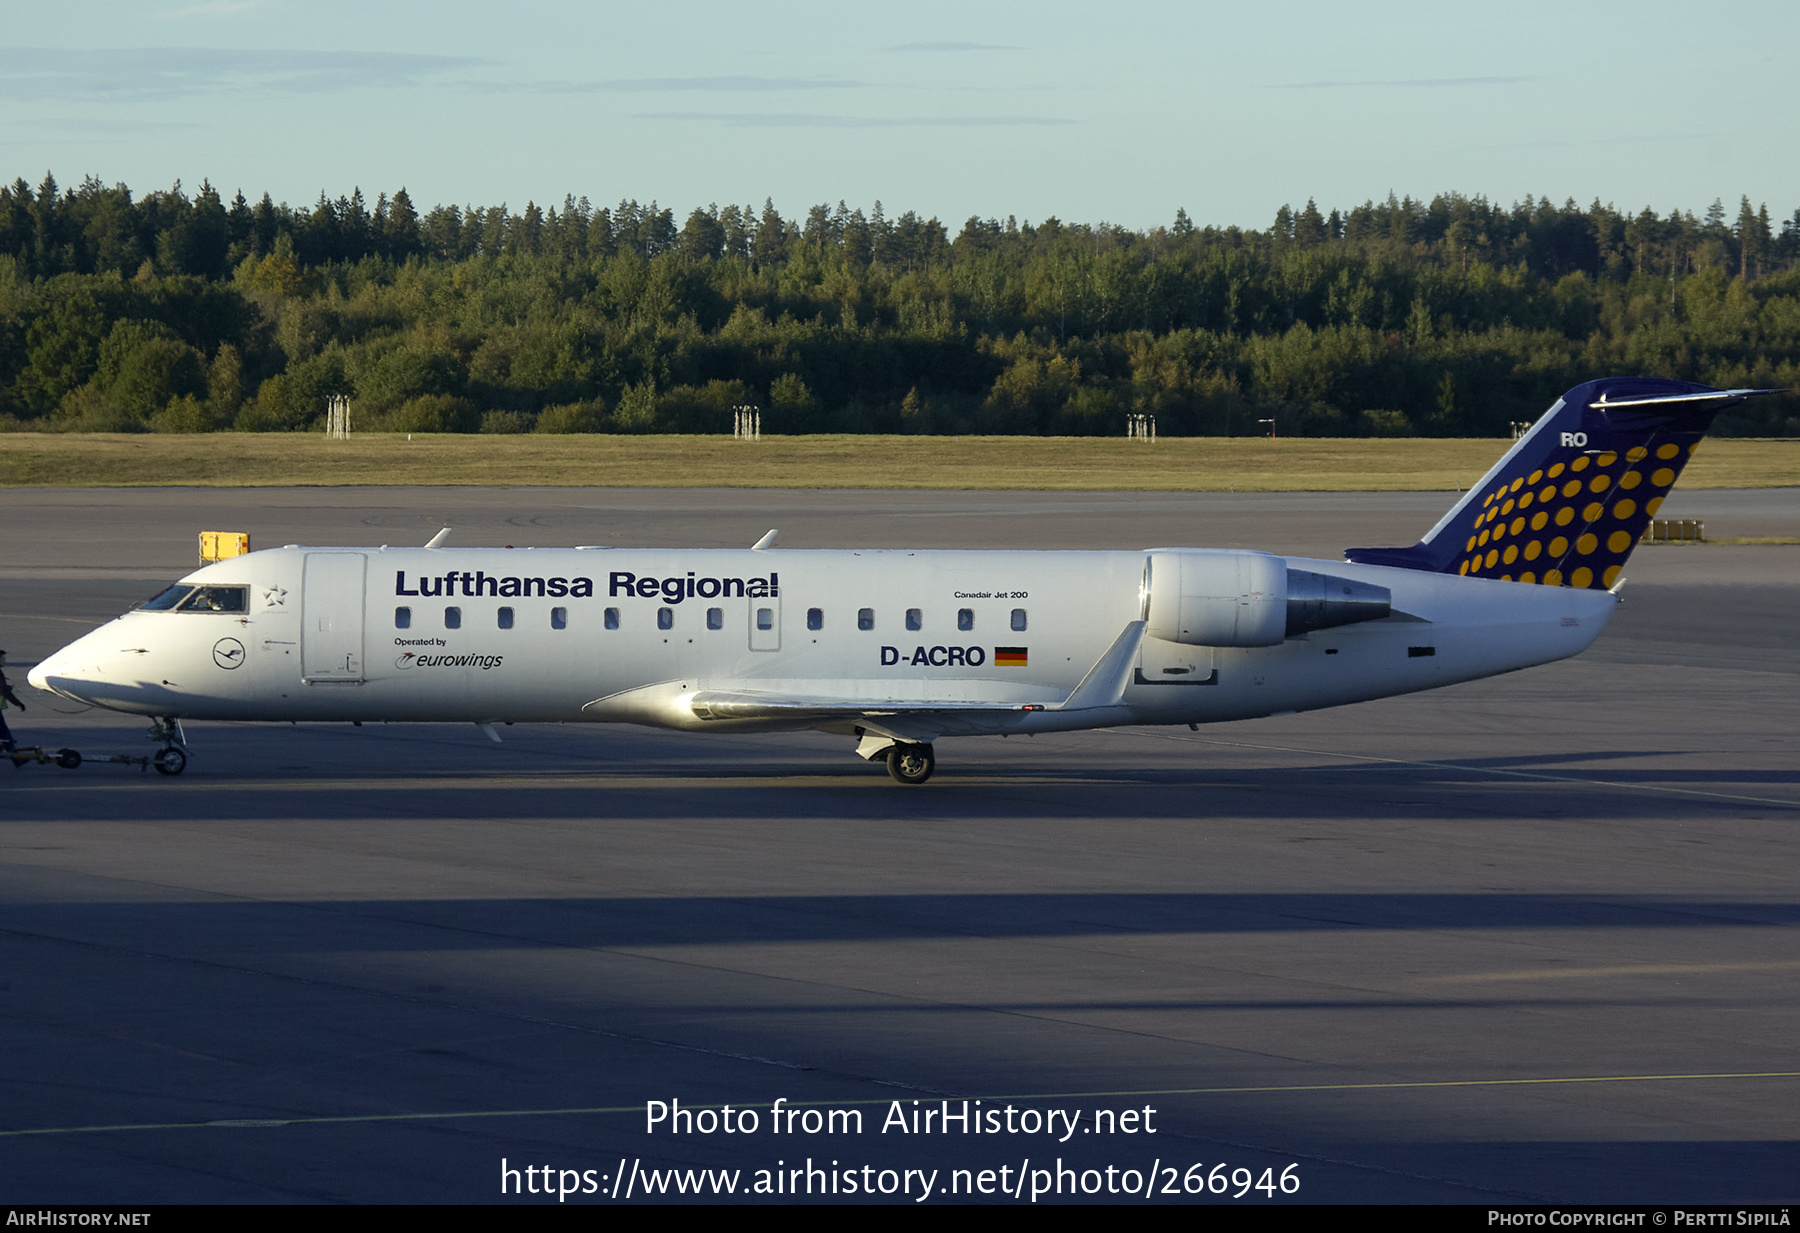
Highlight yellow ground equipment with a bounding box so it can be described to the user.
[199,531,251,564]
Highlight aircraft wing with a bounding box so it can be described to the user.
[690,621,1147,722]
[582,622,1148,741]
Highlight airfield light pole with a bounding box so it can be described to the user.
[1258,417,1276,439]
[733,405,761,440]
[325,395,351,440]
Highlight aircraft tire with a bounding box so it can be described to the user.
[886,743,934,785]
[153,747,187,777]
[55,749,81,770]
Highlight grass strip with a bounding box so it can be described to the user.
[1,433,1794,491]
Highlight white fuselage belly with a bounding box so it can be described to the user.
[30,546,1617,734]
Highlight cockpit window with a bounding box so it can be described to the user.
[176,586,248,613]
[139,585,195,611]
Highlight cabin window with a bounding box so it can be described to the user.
[1011,608,1027,632]
[657,607,674,630]
[905,608,922,631]
[444,606,462,629]
[756,607,774,631]
[957,608,974,631]
[497,606,514,629]
[603,607,619,630]
[858,608,875,631]
[707,607,723,630]
[551,607,567,630]
[807,607,823,631]
[394,607,411,629]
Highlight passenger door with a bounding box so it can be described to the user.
[301,552,366,681]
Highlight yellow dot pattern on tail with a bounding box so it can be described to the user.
[1454,442,1700,589]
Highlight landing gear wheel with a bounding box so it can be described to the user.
[886,743,935,785]
[153,747,187,776]
[55,749,81,770]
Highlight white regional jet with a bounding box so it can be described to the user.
[29,378,1778,783]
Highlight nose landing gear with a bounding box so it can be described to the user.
[148,717,188,776]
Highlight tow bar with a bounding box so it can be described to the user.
[7,744,185,775]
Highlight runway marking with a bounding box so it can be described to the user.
[1117,730,1800,810]
[1428,959,1800,983]
[0,613,105,626]
[0,775,899,794]
[6,1070,1799,1138]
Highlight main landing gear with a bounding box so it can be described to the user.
[885,742,935,785]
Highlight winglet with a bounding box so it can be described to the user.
[1055,620,1148,711]
[751,529,779,551]
[424,528,451,549]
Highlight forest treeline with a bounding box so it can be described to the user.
[2,173,1798,438]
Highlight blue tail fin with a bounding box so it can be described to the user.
[1345,378,1782,590]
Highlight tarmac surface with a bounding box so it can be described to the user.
[1,486,1796,1205]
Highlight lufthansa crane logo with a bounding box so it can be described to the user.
[212,637,246,669]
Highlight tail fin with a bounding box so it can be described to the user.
[1345,378,1784,590]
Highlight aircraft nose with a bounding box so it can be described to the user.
[26,628,121,704]
[28,651,89,702]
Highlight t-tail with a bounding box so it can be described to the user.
[1345,377,1784,589]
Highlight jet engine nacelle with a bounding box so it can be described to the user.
[1283,568,1393,637]
[1143,550,1289,647]
[1144,550,1392,647]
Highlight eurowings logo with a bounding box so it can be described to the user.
[395,652,505,670]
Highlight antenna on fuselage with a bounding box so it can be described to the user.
[750,529,778,551]
[423,528,451,549]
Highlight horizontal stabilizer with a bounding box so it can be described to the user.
[1588,387,1786,409]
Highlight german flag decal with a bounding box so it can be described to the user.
[994,646,1028,667]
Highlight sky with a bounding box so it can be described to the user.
[3,0,1796,232]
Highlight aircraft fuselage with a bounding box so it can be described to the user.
[30,545,1616,738]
